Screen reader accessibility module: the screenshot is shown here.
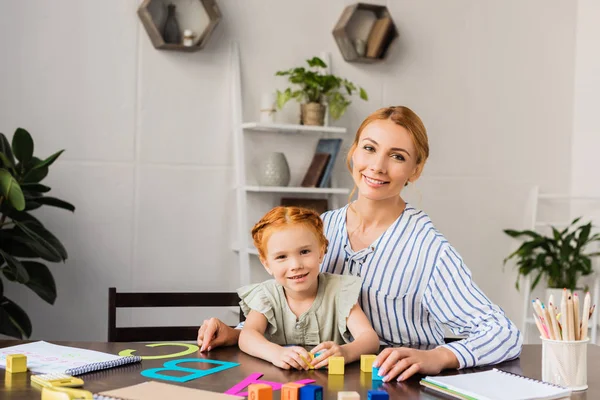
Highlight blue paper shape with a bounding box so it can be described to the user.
[141,358,239,383]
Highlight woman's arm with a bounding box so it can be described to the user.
[197,318,240,351]
[422,246,523,369]
[311,303,380,368]
[239,310,312,370]
[374,245,522,382]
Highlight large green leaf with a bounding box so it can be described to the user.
[12,128,34,165]
[0,249,29,283]
[22,165,48,184]
[2,232,63,262]
[21,183,52,193]
[33,150,64,170]
[15,221,68,261]
[0,169,25,211]
[22,261,56,305]
[0,297,32,338]
[31,197,75,212]
[0,133,15,165]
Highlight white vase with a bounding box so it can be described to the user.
[257,152,290,186]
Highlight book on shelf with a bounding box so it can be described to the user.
[300,152,330,187]
[315,138,343,188]
[366,16,393,58]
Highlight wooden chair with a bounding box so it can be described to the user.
[108,287,244,342]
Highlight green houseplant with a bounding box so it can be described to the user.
[275,56,368,126]
[503,217,600,292]
[0,128,74,338]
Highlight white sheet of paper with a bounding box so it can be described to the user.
[0,341,121,374]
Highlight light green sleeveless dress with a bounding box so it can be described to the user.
[237,273,362,346]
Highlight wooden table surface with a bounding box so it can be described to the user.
[0,341,596,399]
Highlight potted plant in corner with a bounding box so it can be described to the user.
[275,56,368,126]
[0,127,74,338]
[503,217,600,300]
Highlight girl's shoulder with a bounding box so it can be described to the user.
[319,273,362,304]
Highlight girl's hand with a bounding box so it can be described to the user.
[310,341,347,369]
[373,347,459,382]
[271,346,312,370]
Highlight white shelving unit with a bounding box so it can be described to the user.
[230,42,350,286]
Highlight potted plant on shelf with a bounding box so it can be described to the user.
[503,217,600,300]
[0,128,74,338]
[275,56,368,126]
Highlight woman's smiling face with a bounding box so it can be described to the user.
[351,118,421,201]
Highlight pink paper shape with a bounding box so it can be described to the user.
[224,372,315,397]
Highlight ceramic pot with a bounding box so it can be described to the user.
[257,152,290,186]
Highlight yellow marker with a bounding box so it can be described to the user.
[41,387,93,400]
[6,354,27,373]
[328,356,345,375]
[360,354,377,372]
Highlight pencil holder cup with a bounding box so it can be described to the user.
[541,337,589,391]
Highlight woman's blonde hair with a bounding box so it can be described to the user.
[346,106,430,201]
[251,206,329,260]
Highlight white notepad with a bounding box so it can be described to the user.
[421,368,571,400]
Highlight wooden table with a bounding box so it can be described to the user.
[0,341,596,399]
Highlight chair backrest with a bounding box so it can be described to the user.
[108,287,243,342]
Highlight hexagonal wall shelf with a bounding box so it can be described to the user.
[333,3,398,63]
[138,0,221,52]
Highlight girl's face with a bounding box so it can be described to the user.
[351,119,421,201]
[261,225,323,295]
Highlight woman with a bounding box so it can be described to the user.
[197,106,522,382]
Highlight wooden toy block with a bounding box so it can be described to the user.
[248,383,272,400]
[360,354,377,373]
[298,384,323,400]
[6,354,27,373]
[372,366,383,381]
[338,391,360,400]
[328,356,345,375]
[281,382,303,400]
[367,390,389,400]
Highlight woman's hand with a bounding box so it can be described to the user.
[197,318,240,352]
[310,341,347,369]
[373,347,459,382]
[271,346,313,370]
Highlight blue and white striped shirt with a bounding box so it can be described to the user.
[320,203,523,369]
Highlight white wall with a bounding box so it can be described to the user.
[0,0,579,341]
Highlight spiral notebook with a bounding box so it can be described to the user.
[420,368,571,400]
[0,341,141,376]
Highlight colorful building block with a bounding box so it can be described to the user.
[281,382,304,400]
[248,383,272,400]
[338,392,360,400]
[328,356,344,375]
[360,354,377,373]
[6,354,27,373]
[367,390,389,400]
[298,384,323,400]
[372,366,383,381]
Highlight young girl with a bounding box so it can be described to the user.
[238,206,380,370]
